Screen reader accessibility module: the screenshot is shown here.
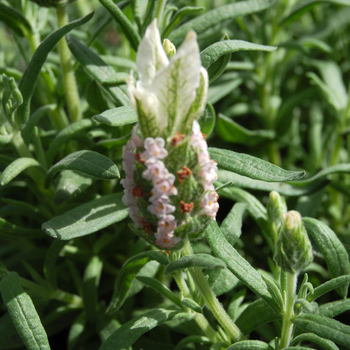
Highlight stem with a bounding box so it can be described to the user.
[280,272,297,349]
[56,6,81,123]
[182,240,244,343]
[155,0,166,23]
[173,270,218,343]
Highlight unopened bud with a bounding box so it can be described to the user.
[274,211,313,274]
[163,39,176,59]
[29,0,75,7]
[267,191,287,224]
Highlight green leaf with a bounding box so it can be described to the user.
[0,218,42,240]
[0,272,50,350]
[217,170,327,197]
[173,336,211,350]
[17,13,94,128]
[209,148,305,182]
[164,254,226,275]
[0,3,32,37]
[303,218,350,298]
[99,308,192,350]
[1,158,42,186]
[83,256,103,323]
[22,104,57,144]
[198,103,216,137]
[236,299,281,335]
[98,0,141,51]
[291,333,340,350]
[162,6,204,39]
[41,193,128,240]
[201,40,275,70]
[181,298,202,313]
[136,276,183,309]
[319,299,350,319]
[106,251,168,314]
[206,221,282,314]
[0,134,13,145]
[293,313,350,348]
[207,268,239,296]
[46,150,120,185]
[67,35,130,107]
[46,119,97,165]
[208,75,243,105]
[306,275,350,302]
[216,114,275,145]
[44,240,67,289]
[168,0,274,46]
[93,106,137,127]
[220,203,247,245]
[226,340,274,350]
[67,312,86,350]
[280,0,350,27]
[53,170,95,206]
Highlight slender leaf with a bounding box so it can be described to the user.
[67,35,130,107]
[216,114,275,145]
[93,106,137,127]
[293,313,350,348]
[1,158,41,186]
[209,148,305,182]
[291,333,340,350]
[0,218,42,240]
[99,308,192,350]
[169,0,274,46]
[181,298,202,313]
[98,0,141,51]
[198,103,216,137]
[303,218,350,298]
[318,299,350,318]
[17,13,94,127]
[46,150,120,184]
[174,336,211,350]
[106,251,168,314]
[164,254,226,275]
[0,272,50,350]
[207,268,239,296]
[206,221,282,314]
[226,340,274,350]
[41,193,128,240]
[0,3,32,37]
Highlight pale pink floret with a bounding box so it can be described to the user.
[148,194,175,218]
[155,233,181,249]
[131,126,143,148]
[152,174,178,197]
[200,192,219,218]
[142,158,167,182]
[157,215,177,234]
[142,137,168,160]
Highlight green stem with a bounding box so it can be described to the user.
[173,270,218,343]
[280,272,297,349]
[155,0,166,23]
[56,5,81,123]
[182,240,244,343]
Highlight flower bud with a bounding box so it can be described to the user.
[29,0,74,7]
[163,39,176,59]
[274,211,313,274]
[267,191,287,225]
[121,123,219,251]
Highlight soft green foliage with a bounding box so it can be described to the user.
[1,0,350,349]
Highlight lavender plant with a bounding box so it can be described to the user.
[1,1,350,350]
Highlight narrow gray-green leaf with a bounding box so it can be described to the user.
[198,103,216,137]
[1,158,41,186]
[0,134,13,145]
[0,218,42,240]
[169,0,274,46]
[220,203,247,245]
[0,272,50,350]
[174,336,211,350]
[218,170,328,197]
[306,275,350,302]
[291,333,340,350]
[46,119,96,165]
[206,221,281,314]
[106,251,168,314]
[226,340,274,350]
[46,150,119,184]
[0,3,32,37]
[164,254,226,275]
[99,308,192,350]
[41,193,128,240]
[136,276,183,309]
[93,106,137,127]
[98,0,141,51]
[209,148,305,182]
[201,40,275,69]
[216,114,275,145]
[303,218,350,298]
[17,13,94,127]
[67,35,130,107]
[236,299,281,335]
[293,313,350,348]
[181,298,202,313]
[318,299,350,319]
